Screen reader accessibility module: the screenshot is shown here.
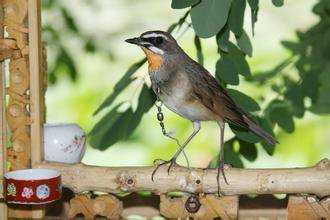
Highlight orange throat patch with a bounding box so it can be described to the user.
[142,47,164,72]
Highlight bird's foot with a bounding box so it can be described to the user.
[151,158,178,181]
[216,162,231,197]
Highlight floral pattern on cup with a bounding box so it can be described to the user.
[36,184,50,200]
[7,183,16,196]
[21,187,33,199]
[61,134,86,154]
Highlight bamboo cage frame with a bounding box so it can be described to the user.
[0,0,330,219]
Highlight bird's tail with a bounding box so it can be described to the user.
[243,115,278,146]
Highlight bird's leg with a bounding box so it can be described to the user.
[152,121,201,181]
[217,121,229,196]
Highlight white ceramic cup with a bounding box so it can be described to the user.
[44,123,86,164]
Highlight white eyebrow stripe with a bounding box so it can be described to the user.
[148,46,164,55]
[142,33,168,40]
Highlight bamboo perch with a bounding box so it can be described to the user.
[35,159,330,198]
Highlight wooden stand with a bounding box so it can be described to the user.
[0,0,45,218]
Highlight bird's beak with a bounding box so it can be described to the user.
[125,37,141,45]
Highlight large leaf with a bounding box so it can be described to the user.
[93,59,146,115]
[231,126,261,143]
[228,0,246,37]
[246,58,292,84]
[272,0,284,7]
[194,35,204,65]
[127,85,157,135]
[216,56,239,85]
[216,25,230,53]
[284,78,305,118]
[236,30,253,57]
[239,140,257,162]
[191,0,232,38]
[61,7,78,33]
[310,68,330,114]
[266,99,295,133]
[171,0,199,9]
[89,106,134,150]
[89,85,156,150]
[227,89,260,112]
[247,0,259,35]
[227,43,251,77]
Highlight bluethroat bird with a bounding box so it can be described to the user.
[125,30,277,190]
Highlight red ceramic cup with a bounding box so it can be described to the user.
[3,169,61,204]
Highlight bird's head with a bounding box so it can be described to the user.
[125,30,181,70]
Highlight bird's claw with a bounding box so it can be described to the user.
[151,158,178,181]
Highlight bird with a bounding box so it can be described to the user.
[125,30,277,191]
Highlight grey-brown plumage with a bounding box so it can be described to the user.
[125,30,277,189]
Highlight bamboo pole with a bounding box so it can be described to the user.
[0,2,8,219]
[29,0,44,166]
[28,0,45,218]
[36,158,330,198]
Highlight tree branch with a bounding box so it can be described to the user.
[35,158,330,198]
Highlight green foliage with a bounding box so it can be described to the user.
[93,59,146,116]
[171,0,199,9]
[272,0,284,7]
[236,30,253,57]
[190,0,231,38]
[89,0,330,168]
[42,0,114,85]
[89,85,156,150]
[228,0,246,37]
[227,89,260,112]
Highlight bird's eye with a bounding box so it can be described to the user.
[154,37,163,45]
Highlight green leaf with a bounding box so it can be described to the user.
[89,107,134,150]
[246,58,292,84]
[84,38,96,53]
[191,0,232,38]
[228,0,246,37]
[89,104,122,136]
[93,59,146,115]
[236,30,253,57]
[266,99,295,133]
[49,47,77,83]
[247,0,259,35]
[61,7,79,33]
[310,68,330,114]
[216,25,230,53]
[227,43,251,77]
[284,79,305,118]
[216,56,239,85]
[272,0,284,7]
[227,89,260,112]
[239,140,257,162]
[208,139,244,168]
[232,128,260,143]
[171,0,199,9]
[127,85,157,135]
[194,35,204,65]
[89,85,156,150]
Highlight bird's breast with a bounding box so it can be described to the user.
[149,70,214,121]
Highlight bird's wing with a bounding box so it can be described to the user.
[186,60,249,128]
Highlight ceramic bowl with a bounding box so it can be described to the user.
[44,123,86,164]
[3,169,61,204]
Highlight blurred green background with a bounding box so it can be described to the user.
[42,0,330,168]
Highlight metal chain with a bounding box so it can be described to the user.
[155,95,190,168]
